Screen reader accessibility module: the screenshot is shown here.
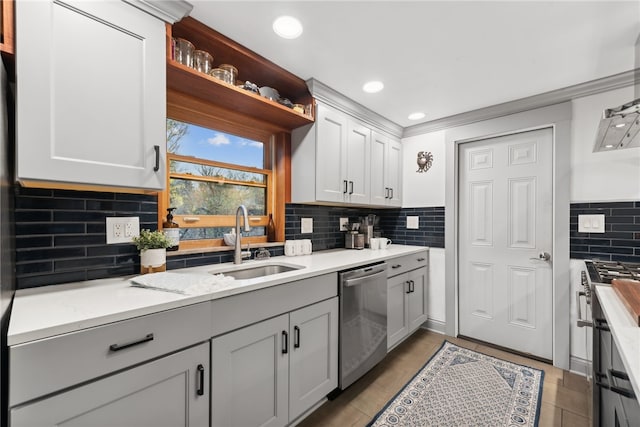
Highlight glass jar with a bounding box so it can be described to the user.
[218,64,238,84]
[209,68,232,83]
[173,37,194,68]
[193,50,213,74]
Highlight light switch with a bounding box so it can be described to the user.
[406,216,419,229]
[578,214,605,233]
[301,217,313,234]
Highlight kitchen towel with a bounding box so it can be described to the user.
[130,272,235,295]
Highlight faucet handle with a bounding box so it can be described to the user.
[241,243,252,259]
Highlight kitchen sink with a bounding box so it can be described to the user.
[211,263,304,280]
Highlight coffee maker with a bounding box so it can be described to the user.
[361,214,381,248]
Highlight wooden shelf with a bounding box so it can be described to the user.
[168,17,315,132]
[167,59,314,131]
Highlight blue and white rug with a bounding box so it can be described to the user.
[367,341,544,427]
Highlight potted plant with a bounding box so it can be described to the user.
[132,229,172,274]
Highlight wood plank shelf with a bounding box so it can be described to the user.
[168,16,315,132]
[167,59,314,131]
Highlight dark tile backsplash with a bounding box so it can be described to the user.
[570,201,640,263]
[15,186,444,289]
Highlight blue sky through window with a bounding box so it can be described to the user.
[170,121,264,169]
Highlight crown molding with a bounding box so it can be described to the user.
[403,69,638,138]
[123,0,193,23]
[306,78,404,139]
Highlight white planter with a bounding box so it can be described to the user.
[140,248,167,274]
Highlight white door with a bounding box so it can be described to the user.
[211,314,289,427]
[289,298,338,421]
[315,104,348,203]
[11,343,209,427]
[345,121,371,204]
[458,128,553,360]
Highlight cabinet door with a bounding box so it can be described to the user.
[211,314,289,427]
[11,342,209,427]
[370,132,388,205]
[407,268,428,332]
[387,273,409,350]
[315,104,348,203]
[345,121,371,204]
[16,0,166,189]
[289,297,339,422]
[386,139,403,207]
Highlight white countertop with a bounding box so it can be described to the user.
[595,285,640,401]
[8,246,427,346]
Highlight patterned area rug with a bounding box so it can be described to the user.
[367,341,544,427]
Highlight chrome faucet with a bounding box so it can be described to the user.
[234,205,251,264]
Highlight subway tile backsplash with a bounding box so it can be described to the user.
[15,186,445,289]
[570,201,640,263]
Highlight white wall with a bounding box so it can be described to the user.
[401,131,446,207]
[571,86,640,202]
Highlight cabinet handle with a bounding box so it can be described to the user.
[282,331,289,354]
[410,280,415,293]
[349,181,354,194]
[153,145,160,172]
[595,318,610,331]
[343,180,348,194]
[417,258,426,262]
[392,264,402,269]
[294,326,301,349]
[385,187,390,199]
[196,364,205,396]
[109,333,154,352]
[405,280,411,294]
[608,368,636,398]
[390,188,393,199]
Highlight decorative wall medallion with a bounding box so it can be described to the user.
[417,151,434,173]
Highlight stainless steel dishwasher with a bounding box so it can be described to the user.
[338,262,387,390]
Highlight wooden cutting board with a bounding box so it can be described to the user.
[612,279,640,326]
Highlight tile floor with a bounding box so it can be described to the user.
[298,329,591,427]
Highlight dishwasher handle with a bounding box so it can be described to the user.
[342,268,387,288]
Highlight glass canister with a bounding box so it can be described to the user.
[218,64,238,85]
[193,50,213,74]
[209,68,231,83]
[174,37,194,68]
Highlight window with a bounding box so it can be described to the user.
[161,95,286,251]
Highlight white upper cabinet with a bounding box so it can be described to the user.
[292,102,373,206]
[370,131,402,207]
[16,0,167,190]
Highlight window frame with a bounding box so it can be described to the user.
[161,90,287,251]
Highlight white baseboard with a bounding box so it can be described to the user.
[569,355,592,378]
[422,318,446,334]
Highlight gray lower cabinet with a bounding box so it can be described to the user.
[211,297,339,427]
[10,342,210,427]
[387,252,429,350]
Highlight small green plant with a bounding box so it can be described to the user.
[132,229,172,251]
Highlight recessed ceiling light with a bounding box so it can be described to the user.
[605,144,614,148]
[272,16,303,39]
[408,112,426,121]
[614,123,626,128]
[362,81,384,93]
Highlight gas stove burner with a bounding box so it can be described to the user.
[585,260,640,284]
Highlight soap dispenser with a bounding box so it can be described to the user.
[163,207,180,251]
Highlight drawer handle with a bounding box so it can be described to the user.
[196,364,205,396]
[417,258,426,262]
[109,333,154,352]
[153,145,160,172]
[392,264,402,269]
[409,280,415,293]
[294,326,301,349]
[405,280,411,294]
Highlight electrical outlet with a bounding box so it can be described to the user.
[339,217,349,231]
[106,217,140,244]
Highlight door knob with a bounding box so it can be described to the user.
[530,252,551,262]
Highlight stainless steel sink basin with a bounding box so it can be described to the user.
[211,263,304,280]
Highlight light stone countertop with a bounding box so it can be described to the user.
[595,285,640,402]
[9,246,428,346]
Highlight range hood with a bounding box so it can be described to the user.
[592,98,640,151]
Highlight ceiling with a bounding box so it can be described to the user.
[189,1,640,129]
